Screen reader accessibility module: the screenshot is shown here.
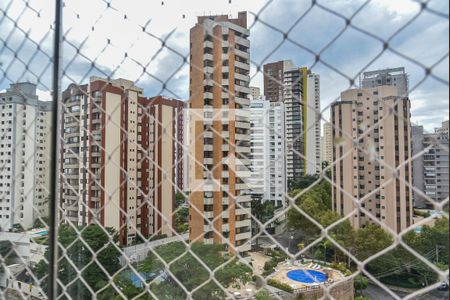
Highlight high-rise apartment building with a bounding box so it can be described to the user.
[188,12,252,255]
[331,86,413,233]
[411,125,425,207]
[435,120,449,137]
[283,66,321,184]
[263,60,295,103]
[146,96,185,235]
[302,69,321,175]
[361,67,408,97]
[321,122,333,165]
[0,83,52,231]
[412,121,449,208]
[60,77,183,245]
[249,97,286,207]
[250,87,261,100]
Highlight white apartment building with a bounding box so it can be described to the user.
[249,98,286,207]
[250,86,261,100]
[412,121,449,208]
[0,83,52,231]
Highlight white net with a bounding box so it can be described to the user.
[0,0,448,299]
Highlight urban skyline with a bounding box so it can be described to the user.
[0,0,447,132]
[0,3,448,299]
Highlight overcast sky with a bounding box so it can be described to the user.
[0,0,448,132]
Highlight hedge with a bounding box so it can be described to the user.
[267,279,294,293]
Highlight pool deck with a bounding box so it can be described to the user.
[270,261,344,290]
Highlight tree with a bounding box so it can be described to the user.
[251,200,278,224]
[353,224,393,260]
[289,175,320,190]
[354,275,369,296]
[216,259,252,288]
[286,180,332,235]
[403,218,448,266]
[33,216,50,229]
[35,225,121,299]
[0,240,18,274]
[129,242,250,299]
[174,192,189,233]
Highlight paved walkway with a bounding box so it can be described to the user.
[248,252,271,275]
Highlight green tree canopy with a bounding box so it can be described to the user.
[35,224,121,299]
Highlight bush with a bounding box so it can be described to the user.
[255,290,272,300]
[262,251,287,276]
[267,279,293,293]
[262,260,278,276]
[331,262,352,276]
[355,297,369,300]
[413,209,430,218]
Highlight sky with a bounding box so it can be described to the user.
[0,0,448,132]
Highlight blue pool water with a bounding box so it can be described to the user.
[287,269,328,284]
[128,272,157,288]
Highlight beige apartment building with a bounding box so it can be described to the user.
[331,86,413,233]
[321,122,333,165]
[60,77,183,245]
[188,12,252,256]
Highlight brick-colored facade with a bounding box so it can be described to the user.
[60,77,184,245]
[188,12,252,256]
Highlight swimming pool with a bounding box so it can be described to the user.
[287,269,328,284]
[126,271,158,288]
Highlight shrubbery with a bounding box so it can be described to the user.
[262,250,287,276]
[267,278,294,293]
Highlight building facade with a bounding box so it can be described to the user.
[303,69,321,175]
[188,12,252,256]
[283,66,321,186]
[0,83,52,231]
[60,77,183,245]
[412,121,449,208]
[249,98,286,207]
[145,96,185,236]
[321,122,333,165]
[331,86,413,233]
[250,86,261,100]
[411,125,425,207]
[361,67,408,97]
[263,60,295,103]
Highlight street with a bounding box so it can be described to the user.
[363,283,449,300]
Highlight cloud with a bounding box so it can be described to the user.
[1,0,448,131]
[247,0,448,130]
[36,89,52,101]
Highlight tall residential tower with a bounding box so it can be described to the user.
[0,83,52,231]
[331,86,413,233]
[411,121,449,208]
[188,12,252,256]
[60,77,184,245]
[361,67,408,97]
[249,97,286,207]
